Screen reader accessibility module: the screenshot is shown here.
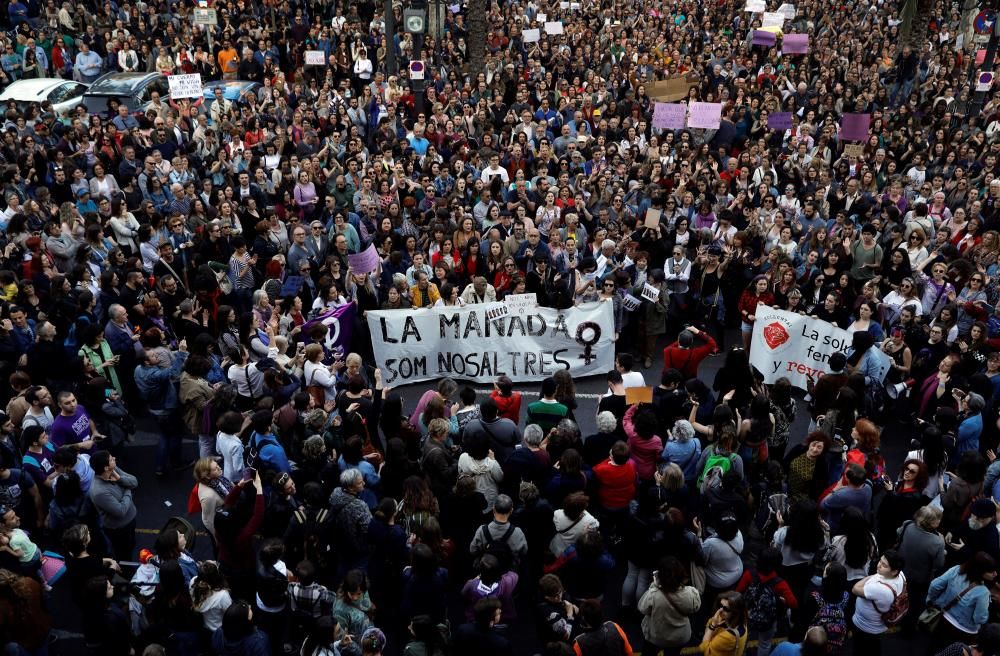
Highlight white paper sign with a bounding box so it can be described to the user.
[762,11,785,27]
[168,73,203,100]
[544,21,563,34]
[537,12,547,22]
[777,3,796,20]
[504,293,538,316]
[523,28,541,42]
[305,50,326,65]
[366,303,615,384]
[745,0,765,12]
[641,283,660,302]
[622,294,641,311]
[484,302,509,321]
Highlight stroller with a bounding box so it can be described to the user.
[126,517,200,634]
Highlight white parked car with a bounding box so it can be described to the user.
[0,78,90,119]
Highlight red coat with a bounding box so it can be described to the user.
[593,459,638,510]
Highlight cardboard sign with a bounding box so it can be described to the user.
[522,28,540,42]
[304,50,326,65]
[168,73,203,100]
[752,30,777,46]
[641,283,661,302]
[625,386,654,405]
[544,21,563,34]
[346,243,380,274]
[782,33,809,54]
[745,0,765,12]
[777,3,796,19]
[768,112,793,130]
[648,74,700,102]
[652,102,687,129]
[687,102,722,129]
[840,113,871,141]
[622,294,641,311]
[644,207,663,229]
[843,143,865,159]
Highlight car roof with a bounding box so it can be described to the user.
[0,78,68,99]
[202,80,260,99]
[86,73,162,95]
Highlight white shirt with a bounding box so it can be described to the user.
[853,573,906,634]
[304,360,338,401]
[621,371,646,389]
[216,431,245,481]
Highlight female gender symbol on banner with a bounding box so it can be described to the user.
[575,322,601,364]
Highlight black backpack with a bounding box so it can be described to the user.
[479,523,516,572]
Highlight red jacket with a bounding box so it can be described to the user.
[593,459,638,510]
[491,390,522,423]
[662,332,718,379]
[738,291,775,324]
[735,569,798,609]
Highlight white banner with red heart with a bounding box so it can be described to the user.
[749,305,855,390]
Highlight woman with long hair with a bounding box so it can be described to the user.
[738,275,775,352]
[698,590,748,656]
[926,551,996,648]
[772,499,828,621]
[826,506,877,583]
[190,560,233,636]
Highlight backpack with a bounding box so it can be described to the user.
[745,571,781,631]
[245,431,279,471]
[293,506,332,571]
[876,579,909,626]
[479,523,516,572]
[698,451,735,492]
[810,591,848,654]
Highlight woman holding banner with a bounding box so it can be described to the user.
[738,275,774,352]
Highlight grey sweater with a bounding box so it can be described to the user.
[469,519,528,565]
[897,520,946,586]
[89,468,138,529]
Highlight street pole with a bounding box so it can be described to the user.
[384,0,397,75]
[414,30,425,116]
[970,1,999,117]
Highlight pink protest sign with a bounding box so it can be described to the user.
[768,112,793,130]
[839,113,871,141]
[783,33,809,54]
[687,102,722,129]
[752,30,776,46]
[652,102,687,129]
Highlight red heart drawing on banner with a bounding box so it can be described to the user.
[762,322,790,350]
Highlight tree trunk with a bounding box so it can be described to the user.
[467,0,487,80]
[898,0,934,54]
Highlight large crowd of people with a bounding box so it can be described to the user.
[0,0,999,655]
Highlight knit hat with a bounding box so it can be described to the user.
[971,498,997,519]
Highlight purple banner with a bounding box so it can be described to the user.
[301,303,356,360]
[768,112,793,130]
[840,113,871,141]
[752,30,776,46]
[652,102,687,129]
[783,33,809,54]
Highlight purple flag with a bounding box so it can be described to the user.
[301,303,356,360]
[840,113,871,141]
[752,30,776,46]
[652,102,687,129]
[783,33,809,54]
[768,112,793,130]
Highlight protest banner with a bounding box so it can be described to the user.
[625,386,653,405]
[301,303,356,361]
[652,102,687,129]
[640,283,660,302]
[840,113,871,141]
[687,102,722,129]
[168,73,203,99]
[782,33,809,53]
[762,11,784,27]
[366,302,615,384]
[347,243,380,274]
[304,50,326,65]
[752,30,776,46]
[768,112,793,130]
[778,3,796,19]
[748,305,890,390]
[523,28,540,42]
